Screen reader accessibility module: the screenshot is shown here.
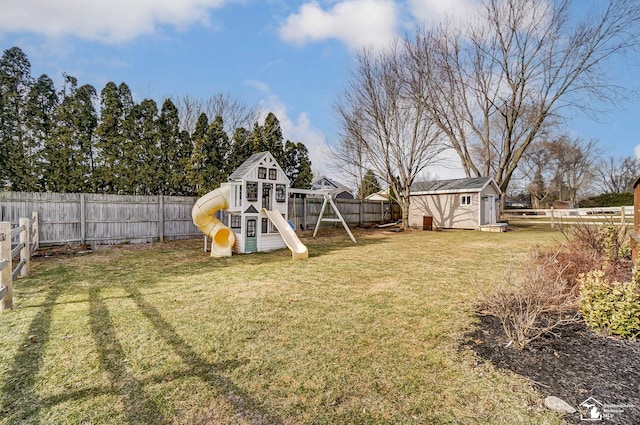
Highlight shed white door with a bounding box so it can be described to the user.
[482,195,495,225]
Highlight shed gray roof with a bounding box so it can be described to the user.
[228,151,271,181]
[411,177,498,194]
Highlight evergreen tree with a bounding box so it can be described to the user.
[134,99,160,195]
[227,126,251,172]
[207,115,230,189]
[157,99,191,195]
[188,113,209,195]
[95,82,125,193]
[357,169,381,199]
[190,115,230,195]
[118,83,138,194]
[0,47,32,190]
[246,113,286,166]
[261,112,285,166]
[24,74,58,191]
[42,76,97,192]
[284,141,312,189]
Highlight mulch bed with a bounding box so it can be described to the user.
[464,314,640,424]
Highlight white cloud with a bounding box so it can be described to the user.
[407,0,480,25]
[279,0,398,51]
[634,144,640,159]
[248,80,333,174]
[0,0,229,42]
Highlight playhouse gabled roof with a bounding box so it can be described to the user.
[228,151,289,183]
[411,177,500,195]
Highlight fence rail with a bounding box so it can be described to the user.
[1,212,39,311]
[502,206,633,227]
[1,191,397,247]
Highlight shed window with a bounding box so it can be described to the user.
[269,168,277,180]
[246,182,258,201]
[276,184,286,202]
[258,167,267,179]
[262,218,269,234]
[461,195,472,206]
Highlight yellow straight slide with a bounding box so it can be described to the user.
[262,209,308,260]
[192,185,236,257]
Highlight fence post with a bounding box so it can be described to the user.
[32,212,39,252]
[19,217,30,277]
[159,195,165,242]
[1,221,13,311]
[550,207,555,229]
[80,193,86,244]
[303,196,308,231]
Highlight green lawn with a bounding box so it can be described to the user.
[0,227,564,424]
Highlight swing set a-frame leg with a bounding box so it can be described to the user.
[312,195,357,243]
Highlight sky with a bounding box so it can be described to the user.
[0,0,639,186]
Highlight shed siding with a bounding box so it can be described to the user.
[409,193,478,229]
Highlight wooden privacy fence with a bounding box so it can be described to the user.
[288,197,398,230]
[0,192,199,246]
[1,212,39,311]
[502,206,634,228]
[1,191,396,246]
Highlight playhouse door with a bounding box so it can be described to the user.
[245,217,257,253]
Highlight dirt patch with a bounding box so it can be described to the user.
[464,314,640,424]
[32,244,93,258]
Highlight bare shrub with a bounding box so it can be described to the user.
[483,251,581,349]
[555,217,633,285]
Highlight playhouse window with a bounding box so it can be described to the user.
[258,167,267,179]
[261,218,269,234]
[275,184,286,202]
[461,195,472,206]
[246,182,258,201]
[230,214,241,229]
[269,168,277,180]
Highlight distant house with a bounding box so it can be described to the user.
[409,177,502,230]
[311,176,354,199]
[365,189,390,202]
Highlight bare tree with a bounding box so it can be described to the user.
[547,136,600,204]
[405,0,640,198]
[521,135,600,206]
[203,93,259,136]
[172,93,258,136]
[334,43,446,229]
[594,156,640,194]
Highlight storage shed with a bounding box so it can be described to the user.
[408,177,502,230]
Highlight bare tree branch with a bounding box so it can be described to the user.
[334,42,447,229]
[406,0,640,196]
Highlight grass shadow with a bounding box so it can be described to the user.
[0,282,64,424]
[88,287,169,424]
[126,286,284,424]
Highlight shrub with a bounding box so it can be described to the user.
[483,251,580,349]
[579,270,640,340]
[555,219,633,286]
[578,192,633,207]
